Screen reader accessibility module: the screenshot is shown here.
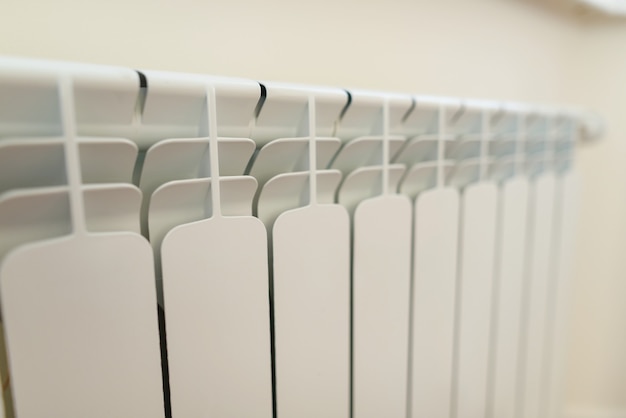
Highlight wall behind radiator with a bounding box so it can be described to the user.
[0,0,574,100]
[562,17,626,417]
[0,0,622,416]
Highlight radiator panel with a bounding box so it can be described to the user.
[410,187,460,418]
[455,182,499,418]
[0,58,585,418]
[545,171,578,418]
[272,205,351,418]
[352,195,412,418]
[489,177,530,418]
[520,173,557,418]
[160,216,273,418]
[0,235,165,418]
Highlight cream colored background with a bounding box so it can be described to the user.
[0,0,624,416]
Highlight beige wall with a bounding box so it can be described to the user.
[563,17,626,416]
[0,0,575,99]
[0,0,624,416]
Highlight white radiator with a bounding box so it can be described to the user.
[0,57,588,418]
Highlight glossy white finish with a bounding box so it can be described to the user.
[256,170,341,227]
[0,65,165,418]
[455,182,498,418]
[0,137,137,193]
[337,165,405,213]
[161,214,273,418]
[139,137,255,234]
[330,136,406,173]
[545,171,578,418]
[352,195,412,418]
[0,184,143,260]
[520,173,556,418]
[0,234,165,418]
[0,58,589,418]
[148,176,257,254]
[272,205,351,418]
[248,138,341,188]
[489,178,529,418]
[251,83,346,144]
[410,187,460,418]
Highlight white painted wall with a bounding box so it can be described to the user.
[0,0,624,415]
